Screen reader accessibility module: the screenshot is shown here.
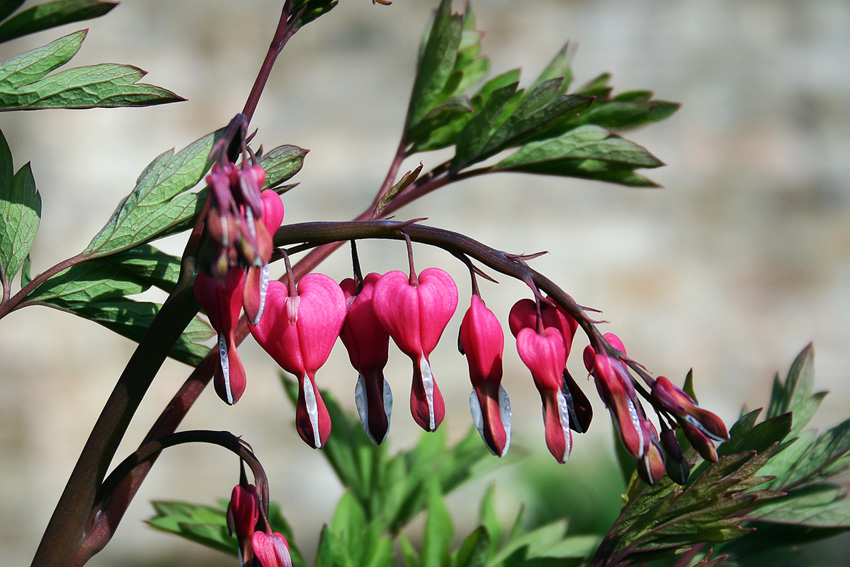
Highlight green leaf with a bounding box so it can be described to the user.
[317,524,355,567]
[751,484,850,528]
[147,500,236,556]
[0,157,41,286]
[407,0,463,128]
[423,482,453,567]
[0,1,26,24]
[259,144,309,190]
[85,131,219,257]
[399,534,422,567]
[42,297,213,366]
[451,81,518,171]
[0,0,117,44]
[454,526,490,567]
[0,29,84,89]
[527,44,573,94]
[766,344,824,437]
[479,485,502,559]
[497,125,664,171]
[20,252,31,286]
[331,492,368,561]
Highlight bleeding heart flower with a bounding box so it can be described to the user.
[509,298,591,433]
[340,273,393,444]
[459,294,511,457]
[372,268,458,432]
[252,531,293,567]
[583,335,646,459]
[636,419,665,486]
[194,269,247,405]
[516,326,572,463]
[249,274,347,448]
[244,190,285,325]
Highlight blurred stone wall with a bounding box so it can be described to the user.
[1,0,849,565]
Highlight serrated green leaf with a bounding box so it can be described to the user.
[147,500,236,555]
[717,413,792,458]
[0,30,84,89]
[408,0,463,128]
[40,297,213,366]
[569,98,680,131]
[0,1,26,23]
[0,62,183,110]
[27,261,147,303]
[751,484,850,528]
[85,131,218,257]
[423,482,453,567]
[406,97,474,153]
[0,0,117,44]
[497,125,664,172]
[527,43,573,95]
[0,160,41,285]
[575,72,611,98]
[259,144,308,190]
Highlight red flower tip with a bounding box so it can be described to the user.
[460,295,510,457]
[516,326,572,462]
[636,420,665,486]
[194,269,247,405]
[340,273,393,444]
[252,531,293,567]
[652,376,728,442]
[681,421,719,463]
[373,268,458,432]
[227,482,259,561]
[249,274,347,448]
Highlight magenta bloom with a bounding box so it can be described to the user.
[194,269,247,405]
[460,294,511,457]
[516,325,572,463]
[372,268,458,432]
[636,419,665,486]
[252,531,293,567]
[509,298,592,433]
[249,274,347,448]
[227,482,259,563]
[340,273,393,444]
[583,335,647,459]
[244,190,285,325]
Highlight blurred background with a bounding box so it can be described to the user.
[2,0,850,564]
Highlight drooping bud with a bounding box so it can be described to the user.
[244,190,285,325]
[227,481,259,563]
[459,294,511,457]
[252,531,293,567]
[516,326,572,463]
[237,164,266,215]
[652,376,728,443]
[194,269,247,405]
[372,268,458,432]
[660,427,690,485]
[249,275,347,448]
[584,341,646,459]
[636,419,665,486]
[340,273,393,444]
[681,421,719,463]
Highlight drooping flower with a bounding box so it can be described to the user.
[243,190,285,325]
[509,298,592,432]
[515,325,572,463]
[249,274,347,448]
[583,334,647,459]
[194,268,248,405]
[636,419,665,486]
[226,480,259,564]
[651,376,728,443]
[660,426,690,485]
[372,268,458,432]
[252,531,293,567]
[339,273,393,444]
[459,294,511,457]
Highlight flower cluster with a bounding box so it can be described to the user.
[194,141,727,486]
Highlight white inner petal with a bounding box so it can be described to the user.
[354,374,373,443]
[302,375,322,448]
[218,334,233,405]
[556,390,571,461]
[256,263,269,324]
[498,385,512,457]
[627,399,645,458]
[419,355,435,430]
[469,391,485,446]
[382,378,393,437]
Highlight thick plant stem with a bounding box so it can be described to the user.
[30,281,199,567]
